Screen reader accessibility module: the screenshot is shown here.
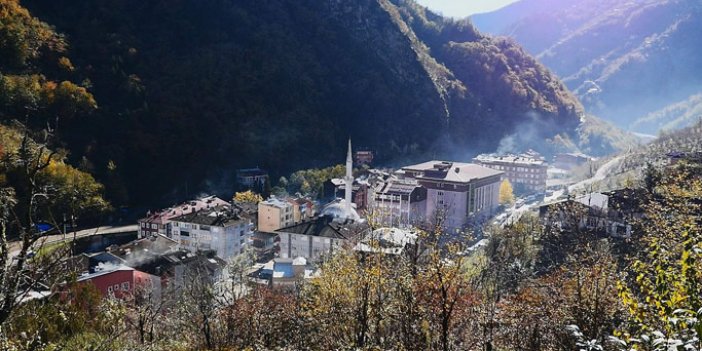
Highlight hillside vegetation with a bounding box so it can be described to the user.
[15,0,597,206]
[472,0,702,134]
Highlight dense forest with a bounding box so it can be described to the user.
[2,0,599,207]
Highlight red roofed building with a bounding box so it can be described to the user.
[76,265,161,299]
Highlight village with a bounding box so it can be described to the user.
[42,140,664,303]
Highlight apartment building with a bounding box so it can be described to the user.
[473,153,547,193]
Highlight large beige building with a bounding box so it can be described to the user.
[473,153,547,193]
[402,161,503,229]
[257,197,295,233]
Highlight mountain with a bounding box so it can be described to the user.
[471,0,702,134]
[12,0,593,205]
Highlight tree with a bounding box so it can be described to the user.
[499,179,515,206]
[232,190,263,204]
[614,164,702,349]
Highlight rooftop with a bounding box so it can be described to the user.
[140,195,229,223]
[236,168,268,177]
[474,154,547,166]
[260,196,292,209]
[276,215,369,240]
[402,161,503,184]
[171,205,248,227]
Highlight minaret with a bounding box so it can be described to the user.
[344,138,353,215]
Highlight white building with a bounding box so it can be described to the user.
[138,195,229,238]
[276,139,369,262]
[402,161,503,229]
[369,177,426,228]
[473,153,547,193]
[170,205,253,261]
[276,216,369,262]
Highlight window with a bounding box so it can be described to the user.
[107,286,113,294]
[121,282,130,291]
[181,231,190,237]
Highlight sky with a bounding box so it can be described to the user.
[414,0,519,17]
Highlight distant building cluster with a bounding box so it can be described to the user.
[63,139,627,304]
[473,151,547,193]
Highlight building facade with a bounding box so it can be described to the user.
[369,178,427,228]
[402,161,503,229]
[473,154,547,193]
[138,196,229,238]
[236,168,269,189]
[258,197,295,233]
[76,265,161,300]
[170,205,254,260]
[276,217,369,262]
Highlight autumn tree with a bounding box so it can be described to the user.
[232,190,263,204]
[613,162,702,350]
[499,178,515,206]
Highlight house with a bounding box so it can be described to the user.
[276,215,370,262]
[354,227,418,256]
[473,153,548,193]
[354,150,374,166]
[287,197,316,224]
[256,257,317,289]
[539,188,646,238]
[251,231,280,262]
[323,178,370,210]
[368,177,426,228]
[138,195,229,238]
[402,161,503,230]
[236,167,269,189]
[76,264,161,300]
[170,205,254,260]
[258,196,295,233]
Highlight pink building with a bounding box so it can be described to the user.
[138,195,229,238]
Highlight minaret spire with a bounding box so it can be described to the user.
[344,138,353,215]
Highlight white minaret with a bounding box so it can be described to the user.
[344,138,353,215]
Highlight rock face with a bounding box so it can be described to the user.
[21,0,585,204]
[472,0,702,133]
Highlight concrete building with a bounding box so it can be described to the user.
[354,150,374,166]
[473,153,547,193]
[76,265,161,300]
[402,161,503,229]
[287,197,315,224]
[236,167,269,189]
[257,257,317,289]
[539,188,646,238]
[369,177,426,228]
[258,196,295,233]
[170,205,253,261]
[138,195,229,238]
[276,216,369,262]
[250,231,280,262]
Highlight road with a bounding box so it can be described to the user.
[568,155,624,193]
[8,224,139,258]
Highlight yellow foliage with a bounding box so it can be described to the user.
[499,178,515,205]
[233,190,263,204]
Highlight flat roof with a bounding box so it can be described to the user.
[402,161,503,184]
[474,154,546,166]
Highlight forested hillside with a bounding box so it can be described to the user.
[471,0,702,134]
[0,0,109,228]
[4,0,596,206]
